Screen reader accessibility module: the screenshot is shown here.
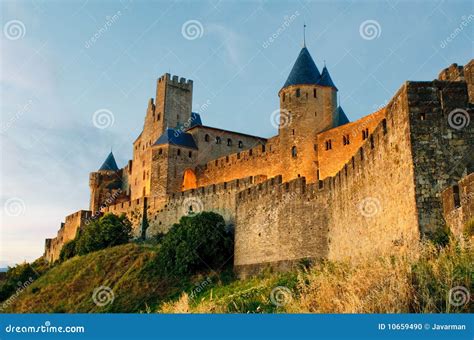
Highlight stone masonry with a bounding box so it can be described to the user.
[44,47,473,278]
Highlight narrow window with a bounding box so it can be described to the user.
[325,140,332,150]
[249,149,253,156]
[291,146,297,157]
[188,151,192,158]
[370,135,374,149]
[238,141,243,148]
[313,88,317,98]
[177,114,180,121]
[382,119,387,134]
[226,156,229,162]
[420,113,426,121]
[216,136,221,144]
[453,185,461,208]
[292,129,295,135]
[262,144,266,152]
[227,138,232,146]
[143,171,145,180]
[159,148,163,155]
[283,93,286,102]
[360,149,364,160]
[296,88,300,97]
[157,113,161,121]
[177,149,181,156]
[205,134,210,142]
[142,187,145,196]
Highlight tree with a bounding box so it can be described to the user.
[156,212,233,276]
[59,239,77,262]
[75,213,132,256]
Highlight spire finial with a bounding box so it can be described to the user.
[324,60,326,67]
[303,23,306,47]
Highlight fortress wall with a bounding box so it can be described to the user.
[234,176,331,277]
[146,176,257,236]
[196,136,283,187]
[234,84,421,276]
[327,84,420,261]
[317,108,386,179]
[442,173,474,237]
[407,81,473,236]
[44,210,92,262]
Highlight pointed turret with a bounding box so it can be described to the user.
[98,151,119,171]
[282,47,321,88]
[318,66,338,90]
[333,106,350,127]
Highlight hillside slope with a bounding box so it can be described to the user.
[5,239,472,313]
[5,243,177,313]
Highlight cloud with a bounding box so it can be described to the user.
[207,23,248,68]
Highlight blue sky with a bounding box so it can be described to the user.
[1,0,472,266]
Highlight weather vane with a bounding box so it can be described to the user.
[303,23,306,47]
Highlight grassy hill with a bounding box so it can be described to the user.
[4,239,473,313]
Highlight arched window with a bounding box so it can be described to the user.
[204,134,210,142]
[238,141,243,148]
[291,146,297,158]
[216,136,221,144]
[227,138,232,146]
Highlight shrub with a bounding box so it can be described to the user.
[155,212,233,277]
[74,213,132,257]
[59,239,77,262]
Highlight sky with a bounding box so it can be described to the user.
[1,0,472,267]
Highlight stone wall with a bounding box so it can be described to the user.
[407,81,473,236]
[317,108,385,179]
[44,210,92,262]
[442,173,474,237]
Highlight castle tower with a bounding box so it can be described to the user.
[89,151,124,214]
[130,74,194,200]
[278,46,338,182]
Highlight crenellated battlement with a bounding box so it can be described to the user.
[157,73,193,90]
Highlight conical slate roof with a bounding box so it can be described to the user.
[333,106,350,127]
[154,128,198,149]
[318,66,338,90]
[99,151,119,171]
[283,47,321,88]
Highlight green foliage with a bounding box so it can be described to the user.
[0,258,48,303]
[430,224,452,247]
[411,239,473,313]
[59,239,77,262]
[74,213,132,257]
[155,212,233,277]
[464,219,474,238]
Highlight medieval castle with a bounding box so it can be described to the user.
[44,45,474,277]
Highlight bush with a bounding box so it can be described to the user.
[155,212,233,277]
[0,258,48,303]
[58,213,132,261]
[59,239,77,262]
